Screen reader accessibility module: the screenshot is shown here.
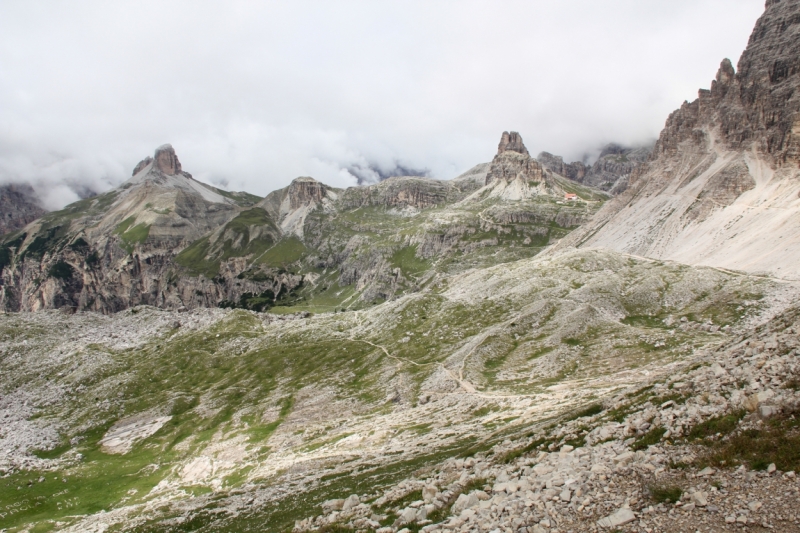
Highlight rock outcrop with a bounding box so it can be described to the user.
[132,156,153,176]
[338,176,457,210]
[536,152,588,183]
[486,132,544,186]
[259,177,338,238]
[153,144,182,175]
[496,131,529,156]
[559,0,800,279]
[537,143,652,193]
[0,184,46,236]
[0,145,281,313]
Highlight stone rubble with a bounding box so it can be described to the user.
[294,307,800,533]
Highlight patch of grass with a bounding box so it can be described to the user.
[784,378,800,391]
[257,237,307,267]
[175,237,217,277]
[621,315,670,329]
[497,438,548,464]
[648,483,683,504]
[632,427,666,451]
[605,404,635,423]
[390,245,430,276]
[566,403,603,421]
[472,404,500,417]
[214,189,263,207]
[32,442,71,460]
[687,410,745,441]
[698,411,800,471]
[114,216,136,235]
[654,392,691,406]
[114,217,151,252]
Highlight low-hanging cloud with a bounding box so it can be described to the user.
[0,0,764,209]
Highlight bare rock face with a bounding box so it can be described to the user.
[537,143,652,193]
[651,0,800,168]
[486,132,543,185]
[536,152,588,183]
[561,0,800,279]
[497,131,529,156]
[287,177,328,210]
[259,177,338,238]
[0,184,46,235]
[154,144,182,175]
[339,177,455,209]
[132,156,153,176]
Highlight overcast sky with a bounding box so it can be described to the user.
[0,0,764,209]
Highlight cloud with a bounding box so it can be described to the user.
[0,0,765,208]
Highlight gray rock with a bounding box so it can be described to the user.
[597,507,636,528]
[341,494,360,512]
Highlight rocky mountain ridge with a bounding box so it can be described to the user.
[557,0,800,280]
[537,143,653,194]
[0,133,607,314]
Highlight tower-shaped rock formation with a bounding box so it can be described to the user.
[497,131,529,156]
[154,144,182,175]
[486,131,543,185]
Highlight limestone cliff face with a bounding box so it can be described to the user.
[536,152,587,183]
[259,177,338,238]
[0,184,46,236]
[153,144,182,175]
[486,132,542,187]
[560,0,800,279]
[338,176,460,210]
[496,131,529,156]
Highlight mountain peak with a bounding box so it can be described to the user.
[154,144,182,175]
[497,131,529,156]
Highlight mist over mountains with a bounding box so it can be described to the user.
[0,1,763,208]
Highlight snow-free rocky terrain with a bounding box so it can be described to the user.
[3,1,800,532]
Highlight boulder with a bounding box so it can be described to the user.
[597,507,636,528]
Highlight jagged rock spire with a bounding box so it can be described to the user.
[497,131,529,156]
[154,144,182,176]
[131,144,184,176]
[486,131,543,186]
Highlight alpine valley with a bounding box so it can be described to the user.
[2,2,800,533]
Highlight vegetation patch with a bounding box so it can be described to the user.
[257,237,307,267]
[175,237,217,277]
[114,217,151,252]
[632,426,667,451]
[565,403,603,421]
[48,261,75,280]
[696,409,800,471]
[686,410,745,441]
[648,483,683,504]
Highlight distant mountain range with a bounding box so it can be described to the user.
[0,135,607,313]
